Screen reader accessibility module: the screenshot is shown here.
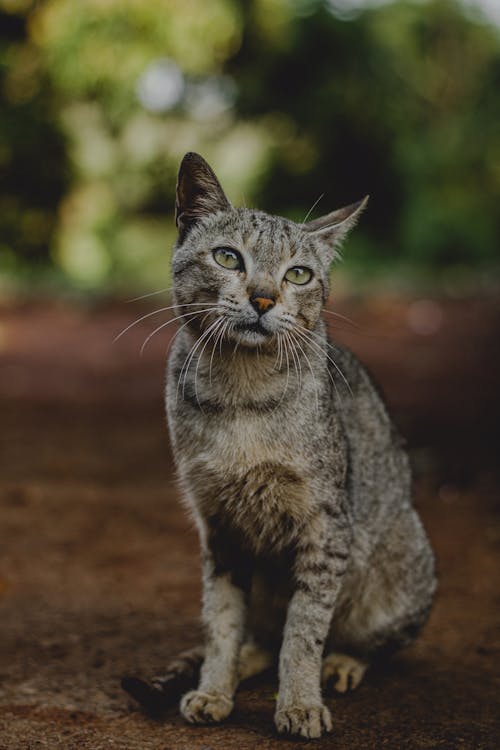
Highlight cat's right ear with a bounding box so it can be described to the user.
[303,196,369,261]
[175,152,232,242]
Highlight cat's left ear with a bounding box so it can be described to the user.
[175,152,232,242]
[303,196,369,258]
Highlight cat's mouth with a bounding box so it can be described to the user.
[233,320,272,337]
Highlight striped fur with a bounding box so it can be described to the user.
[160,154,436,739]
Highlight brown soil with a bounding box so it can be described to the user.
[0,296,499,750]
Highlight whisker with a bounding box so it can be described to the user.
[193,318,224,409]
[188,316,223,393]
[140,307,219,356]
[231,336,240,359]
[220,320,231,358]
[270,333,291,414]
[322,308,359,328]
[289,329,320,412]
[293,326,342,405]
[126,286,173,303]
[285,330,301,391]
[276,333,282,372]
[179,318,223,404]
[113,302,216,343]
[209,320,229,385]
[294,332,304,392]
[285,193,327,261]
[294,323,352,399]
[281,335,292,404]
[273,332,283,372]
[309,331,354,396]
[229,322,238,359]
[165,312,200,358]
[176,332,206,405]
[301,193,324,225]
[176,320,217,405]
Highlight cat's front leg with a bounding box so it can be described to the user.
[180,552,247,724]
[275,518,350,739]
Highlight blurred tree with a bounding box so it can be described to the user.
[27,0,248,289]
[228,0,500,278]
[1,0,499,291]
[0,3,68,279]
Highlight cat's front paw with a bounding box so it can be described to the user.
[180,689,233,724]
[275,703,332,739]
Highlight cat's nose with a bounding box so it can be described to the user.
[249,291,276,315]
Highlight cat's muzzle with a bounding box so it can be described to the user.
[234,320,271,335]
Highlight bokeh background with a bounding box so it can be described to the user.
[1,0,499,295]
[1,2,499,749]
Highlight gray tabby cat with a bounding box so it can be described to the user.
[124,152,436,739]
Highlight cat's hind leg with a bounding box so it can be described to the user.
[326,509,436,692]
[123,640,273,718]
[322,652,368,693]
[238,640,274,681]
[122,646,204,716]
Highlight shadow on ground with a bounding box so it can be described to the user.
[0,296,499,749]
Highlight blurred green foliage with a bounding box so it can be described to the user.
[1,0,499,293]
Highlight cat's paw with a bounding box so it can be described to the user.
[180,689,233,724]
[322,652,367,693]
[275,703,332,739]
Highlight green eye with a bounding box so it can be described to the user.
[284,266,313,285]
[213,247,244,271]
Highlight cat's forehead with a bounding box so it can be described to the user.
[213,208,305,264]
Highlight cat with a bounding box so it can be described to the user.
[122,152,436,739]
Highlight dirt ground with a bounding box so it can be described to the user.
[0,295,499,750]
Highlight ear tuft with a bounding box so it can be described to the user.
[175,152,231,241]
[304,195,369,254]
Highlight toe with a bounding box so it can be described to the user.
[275,704,332,739]
[180,689,233,724]
[322,653,367,694]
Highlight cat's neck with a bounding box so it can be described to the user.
[175,323,328,410]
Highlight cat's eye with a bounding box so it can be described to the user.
[213,247,244,271]
[284,266,313,285]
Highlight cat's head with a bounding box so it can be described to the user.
[172,152,367,349]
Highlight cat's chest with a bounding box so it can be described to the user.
[192,450,314,554]
[176,407,302,475]
[173,410,315,552]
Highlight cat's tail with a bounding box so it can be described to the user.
[121,645,204,717]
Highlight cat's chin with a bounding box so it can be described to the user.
[232,329,273,348]
[231,321,274,348]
